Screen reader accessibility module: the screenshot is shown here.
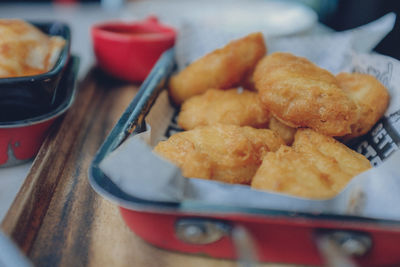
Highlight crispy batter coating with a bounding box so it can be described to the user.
[254,52,357,136]
[154,124,285,184]
[251,129,371,199]
[268,116,297,145]
[336,72,390,139]
[168,32,266,105]
[178,89,271,130]
[0,19,65,78]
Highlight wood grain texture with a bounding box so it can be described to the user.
[1,69,295,267]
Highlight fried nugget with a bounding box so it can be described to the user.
[293,129,372,176]
[178,89,271,130]
[251,129,371,199]
[336,72,390,139]
[254,52,357,136]
[154,124,285,184]
[268,116,297,145]
[169,32,266,105]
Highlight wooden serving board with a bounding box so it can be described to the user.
[0,69,294,267]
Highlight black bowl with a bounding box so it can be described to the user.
[0,56,79,167]
[0,21,71,122]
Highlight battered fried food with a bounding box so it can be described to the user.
[154,124,285,184]
[251,129,371,199]
[254,52,357,136]
[268,116,297,145]
[177,89,271,130]
[0,19,66,78]
[293,129,371,176]
[169,32,266,105]
[336,72,390,139]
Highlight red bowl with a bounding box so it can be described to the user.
[91,16,176,83]
[0,56,79,167]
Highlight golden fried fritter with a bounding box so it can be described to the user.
[251,129,371,199]
[252,146,333,198]
[254,52,357,136]
[0,19,66,78]
[178,89,271,130]
[154,124,285,184]
[293,129,372,176]
[336,72,390,139]
[169,32,266,105]
[268,116,297,145]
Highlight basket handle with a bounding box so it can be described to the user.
[175,218,257,266]
[315,231,371,267]
[231,225,258,267]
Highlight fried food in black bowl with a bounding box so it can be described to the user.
[0,19,71,122]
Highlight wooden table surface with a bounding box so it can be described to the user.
[0,68,295,267]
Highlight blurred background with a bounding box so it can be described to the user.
[314,0,400,59]
[0,0,398,59]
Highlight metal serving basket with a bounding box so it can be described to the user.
[89,49,400,267]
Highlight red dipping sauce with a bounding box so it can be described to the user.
[91,16,176,82]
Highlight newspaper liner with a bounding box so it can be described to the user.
[100,14,400,221]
